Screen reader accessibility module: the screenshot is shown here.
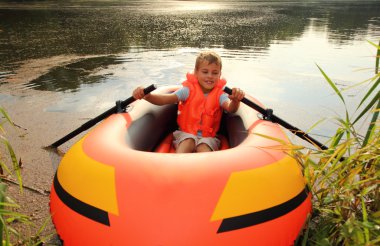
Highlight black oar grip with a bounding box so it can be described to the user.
[224,86,267,116]
[143,84,157,95]
[119,84,156,109]
[223,86,233,95]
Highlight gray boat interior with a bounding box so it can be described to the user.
[125,103,249,152]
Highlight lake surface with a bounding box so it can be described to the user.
[0,0,379,143]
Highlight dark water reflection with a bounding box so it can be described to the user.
[0,1,379,92]
[0,0,379,139]
[1,2,379,60]
[24,56,124,92]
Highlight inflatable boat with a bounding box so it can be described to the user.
[50,85,312,245]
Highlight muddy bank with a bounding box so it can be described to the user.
[0,55,102,244]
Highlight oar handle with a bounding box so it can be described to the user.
[224,87,267,116]
[50,84,157,148]
[120,84,157,109]
[223,86,329,151]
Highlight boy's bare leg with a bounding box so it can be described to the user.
[176,138,196,153]
[196,143,212,152]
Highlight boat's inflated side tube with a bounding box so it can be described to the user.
[50,85,312,245]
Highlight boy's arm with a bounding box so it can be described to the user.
[133,86,179,105]
[223,99,240,113]
[144,93,179,105]
[222,88,245,113]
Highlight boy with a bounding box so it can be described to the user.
[133,51,245,153]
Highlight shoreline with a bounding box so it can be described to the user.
[0,55,102,244]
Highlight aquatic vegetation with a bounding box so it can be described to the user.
[297,41,380,245]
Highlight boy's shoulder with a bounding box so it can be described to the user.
[175,86,190,101]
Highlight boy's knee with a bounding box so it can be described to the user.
[176,138,196,153]
[196,143,212,152]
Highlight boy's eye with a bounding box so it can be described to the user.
[200,70,219,76]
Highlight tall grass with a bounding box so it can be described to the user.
[297,41,380,245]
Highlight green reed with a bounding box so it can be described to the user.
[296,41,380,245]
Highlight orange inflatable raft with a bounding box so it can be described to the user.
[50,85,312,245]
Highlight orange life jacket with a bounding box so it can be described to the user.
[177,73,227,137]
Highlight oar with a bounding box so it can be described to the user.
[48,84,157,148]
[223,86,329,151]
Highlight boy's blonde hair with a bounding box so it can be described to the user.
[195,51,222,71]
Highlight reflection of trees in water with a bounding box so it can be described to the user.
[324,3,380,45]
[1,2,379,91]
[26,56,123,92]
[279,2,380,45]
[134,9,287,49]
[1,2,379,67]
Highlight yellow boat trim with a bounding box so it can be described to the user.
[211,155,304,221]
[57,138,119,215]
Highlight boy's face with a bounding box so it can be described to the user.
[194,61,221,93]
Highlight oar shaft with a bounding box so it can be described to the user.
[223,87,328,150]
[50,84,157,148]
[270,114,328,150]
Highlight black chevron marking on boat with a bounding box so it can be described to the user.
[217,187,309,233]
[53,173,110,226]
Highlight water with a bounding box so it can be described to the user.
[0,0,379,141]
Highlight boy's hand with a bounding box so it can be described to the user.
[133,86,146,100]
[223,87,245,113]
[228,88,245,102]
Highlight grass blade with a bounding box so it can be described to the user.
[316,64,346,105]
[361,197,370,242]
[353,90,380,125]
[2,138,23,192]
[367,40,380,73]
[357,77,379,110]
[362,99,380,147]
[0,108,13,126]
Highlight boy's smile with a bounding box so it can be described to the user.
[194,61,221,93]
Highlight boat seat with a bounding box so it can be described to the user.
[155,133,230,153]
